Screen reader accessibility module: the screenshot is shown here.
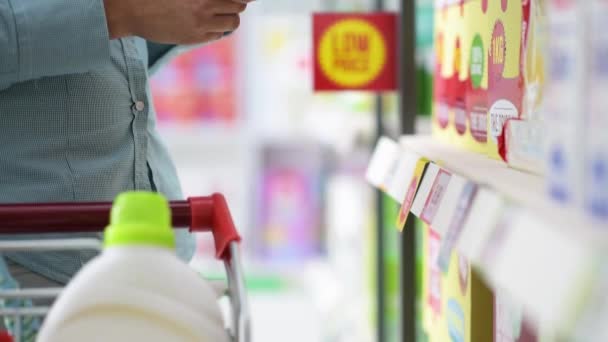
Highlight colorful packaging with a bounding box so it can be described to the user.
[486,0,530,159]
[522,0,546,122]
[419,222,494,342]
[150,38,238,126]
[255,144,327,262]
[464,0,491,149]
[432,0,459,144]
[500,0,546,174]
[586,0,608,220]
[432,0,533,158]
[544,0,586,206]
[433,0,488,153]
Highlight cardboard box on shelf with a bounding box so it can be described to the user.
[544,0,586,207]
[432,0,488,153]
[432,0,459,146]
[419,221,494,342]
[432,0,536,160]
[586,0,608,221]
[463,0,491,151]
[486,0,529,159]
[500,0,546,175]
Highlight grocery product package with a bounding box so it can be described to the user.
[486,0,528,159]
[432,0,537,160]
[501,0,546,175]
[544,0,586,206]
[432,0,457,144]
[586,0,608,221]
[419,222,494,342]
[433,0,488,153]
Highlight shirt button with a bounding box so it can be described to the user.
[134,101,145,112]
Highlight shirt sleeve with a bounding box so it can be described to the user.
[0,0,111,91]
[147,43,190,76]
[146,41,176,70]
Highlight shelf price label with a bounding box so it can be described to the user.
[396,157,429,231]
[313,13,397,91]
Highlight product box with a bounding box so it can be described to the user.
[544,0,586,206]
[486,0,530,159]
[500,0,547,175]
[464,0,491,149]
[254,144,327,263]
[419,222,494,342]
[586,0,608,220]
[432,0,460,145]
[433,0,487,153]
[432,0,534,159]
[150,37,238,126]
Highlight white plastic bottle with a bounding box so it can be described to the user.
[37,192,229,342]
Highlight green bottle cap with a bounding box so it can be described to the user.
[104,192,175,249]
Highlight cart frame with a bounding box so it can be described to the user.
[0,193,250,342]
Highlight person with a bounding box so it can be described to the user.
[0,0,251,337]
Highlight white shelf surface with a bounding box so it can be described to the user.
[366,135,608,337]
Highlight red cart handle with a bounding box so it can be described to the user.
[188,194,241,261]
[0,194,241,261]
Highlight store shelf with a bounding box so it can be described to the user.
[366,135,608,337]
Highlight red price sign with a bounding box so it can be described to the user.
[313,13,397,91]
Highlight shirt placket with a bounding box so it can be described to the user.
[121,38,151,191]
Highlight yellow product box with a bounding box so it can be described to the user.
[420,223,494,342]
[485,0,527,159]
[432,1,463,146]
[502,0,546,174]
[432,0,490,154]
[433,0,536,160]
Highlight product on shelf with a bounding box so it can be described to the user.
[432,0,461,146]
[464,0,491,148]
[586,0,608,221]
[150,38,238,126]
[544,0,586,206]
[419,222,493,342]
[500,0,546,175]
[432,0,532,158]
[486,0,529,159]
[254,144,327,263]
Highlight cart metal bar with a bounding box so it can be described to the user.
[0,193,248,342]
[0,288,62,300]
[0,239,102,252]
[225,243,250,342]
[0,201,192,234]
[0,194,240,261]
[0,307,50,317]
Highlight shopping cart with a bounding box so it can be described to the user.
[0,193,250,342]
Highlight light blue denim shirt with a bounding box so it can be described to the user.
[0,0,195,283]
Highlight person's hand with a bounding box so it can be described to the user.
[104,0,252,44]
